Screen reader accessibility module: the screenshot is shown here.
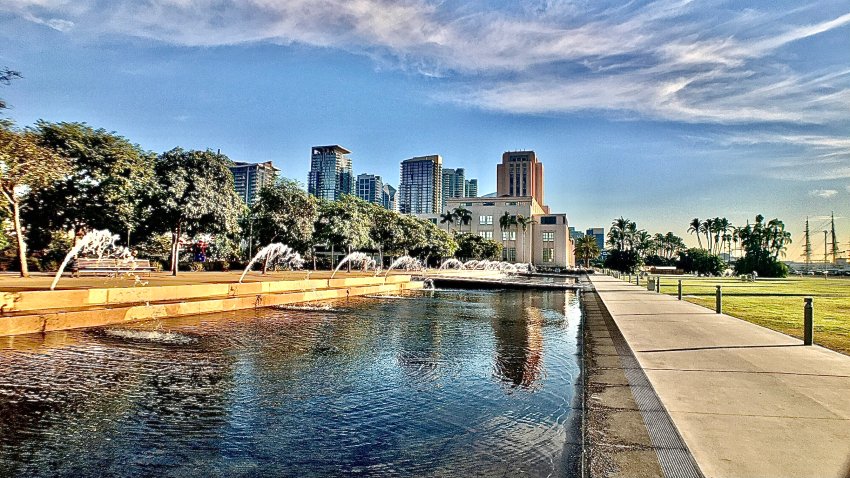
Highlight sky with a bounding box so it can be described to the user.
[1,0,849,260]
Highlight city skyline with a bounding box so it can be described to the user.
[2,0,849,257]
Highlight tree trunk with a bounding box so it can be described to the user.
[312,246,317,271]
[10,199,29,278]
[330,244,334,270]
[170,224,181,276]
[379,247,384,269]
[347,245,352,272]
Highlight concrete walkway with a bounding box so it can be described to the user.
[590,274,850,478]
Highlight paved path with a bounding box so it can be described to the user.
[590,274,850,478]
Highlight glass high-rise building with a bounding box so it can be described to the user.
[441,168,465,210]
[382,184,398,211]
[399,155,442,214]
[356,173,383,205]
[308,145,353,201]
[229,161,279,206]
[464,178,478,198]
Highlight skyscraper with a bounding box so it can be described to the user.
[399,155,442,214]
[229,161,279,206]
[496,150,545,210]
[441,167,465,210]
[586,228,605,252]
[308,145,353,201]
[356,173,383,205]
[382,184,398,212]
[464,178,478,198]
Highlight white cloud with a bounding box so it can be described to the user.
[2,0,849,127]
[809,189,838,198]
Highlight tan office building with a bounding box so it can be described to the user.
[496,151,547,213]
[444,197,573,268]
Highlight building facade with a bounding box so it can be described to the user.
[229,161,279,206]
[356,173,383,205]
[443,197,573,268]
[308,145,354,201]
[441,168,465,209]
[399,155,442,214]
[586,228,605,251]
[382,184,398,212]
[464,178,478,198]
[496,151,546,213]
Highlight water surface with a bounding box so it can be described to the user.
[0,289,582,477]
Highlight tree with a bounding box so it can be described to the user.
[412,220,458,266]
[439,211,456,232]
[251,178,318,253]
[24,122,155,246]
[687,217,702,249]
[575,235,600,267]
[146,148,244,275]
[516,214,534,262]
[0,67,22,111]
[677,248,725,276]
[0,123,69,276]
[453,206,472,233]
[604,249,641,273]
[734,215,791,277]
[314,195,372,267]
[454,232,502,261]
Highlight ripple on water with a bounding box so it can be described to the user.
[0,289,582,477]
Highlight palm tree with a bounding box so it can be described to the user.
[610,216,635,250]
[516,214,534,263]
[499,212,517,260]
[634,230,652,258]
[688,218,702,249]
[439,211,456,232]
[575,235,601,267]
[453,206,472,233]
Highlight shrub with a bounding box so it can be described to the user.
[677,248,725,276]
[604,249,642,273]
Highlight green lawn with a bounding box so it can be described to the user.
[650,276,850,355]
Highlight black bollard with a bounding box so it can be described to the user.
[677,279,683,300]
[715,285,722,314]
[804,298,813,345]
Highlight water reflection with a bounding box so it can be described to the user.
[0,289,581,477]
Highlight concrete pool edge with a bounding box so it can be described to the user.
[0,278,422,336]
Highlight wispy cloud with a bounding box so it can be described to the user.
[3,0,849,128]
[809,189,838,198]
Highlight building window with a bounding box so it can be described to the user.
[540,216,557,225]
[542,231,554,242]
[479,215,493,225]
[482,202,495,206]
[506,201,517,206]
[502,231,516,241]
[542,248,555,262]
[463,202,473,206]
[479,231,493,240]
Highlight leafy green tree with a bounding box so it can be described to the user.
[734,215,791,277]
[603,249,642,273]
[454,232,502,260]
[412,220,458,266]
[146,148,244,275]
[314,195,372,267]
[251,178,318,253]
[369,206,404,266]
[24,122,155,245]
[0,123,70,276]
[575,235,600,267]
[676,248,725,276]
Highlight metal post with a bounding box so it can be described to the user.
[677,279,682,300]
[655,277,660,293]
[636,275,640,286]
[804,297,813,345]
[715,285,722,314]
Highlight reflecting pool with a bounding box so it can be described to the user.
[0,289,582,477]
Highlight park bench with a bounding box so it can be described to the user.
[72,258,155,277]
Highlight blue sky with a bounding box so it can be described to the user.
[2,0,849,259]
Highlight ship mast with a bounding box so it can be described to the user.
[804,217,812,270]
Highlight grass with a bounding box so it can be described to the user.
[652,276,850,355]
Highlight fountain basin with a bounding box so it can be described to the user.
[0,276,421,336]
